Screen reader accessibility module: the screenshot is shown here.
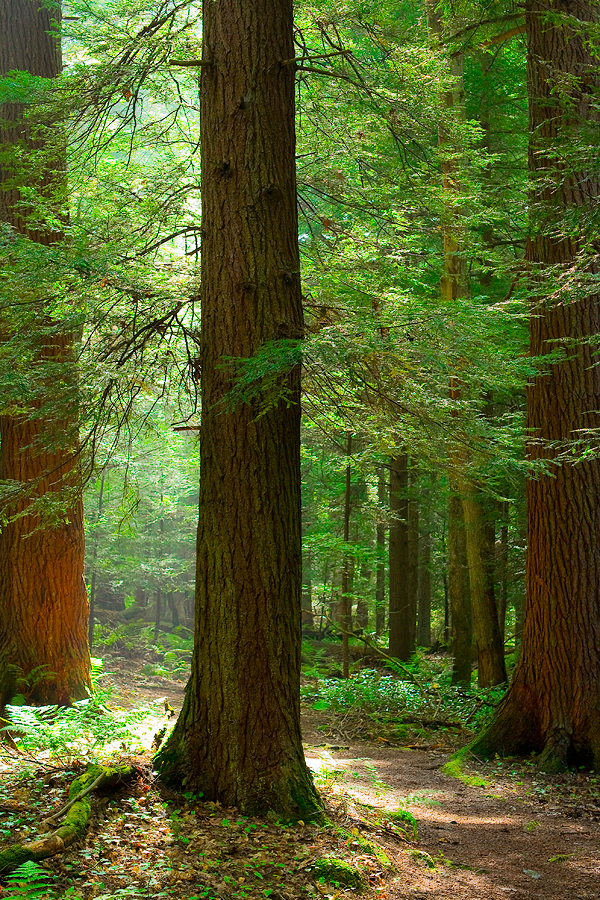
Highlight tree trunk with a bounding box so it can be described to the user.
[88,472,106,650]
[472,0,600,770]
[153,588,162,642]
[483,514,496,629]
[0,0,90,710]
[341,432,352,679]
[167,593,180,629]
[513,518,526,647]
[155,0,321,818]
[389,454,414,660]
[355,599,368,630]
[417,513,432,648]
[496,501,509,641]
[375,467,386,636]
[462,492,507,687]
[301,550,314,627]
[449,494,472,687]
[408,469,419,649]
[427,3,504,687]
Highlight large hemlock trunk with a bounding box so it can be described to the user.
[0,0,90,709]
[156,0,321,817]
[473,0,600,769]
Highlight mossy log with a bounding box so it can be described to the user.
[0,764,135,874]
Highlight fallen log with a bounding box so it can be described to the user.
[0,763,135,874]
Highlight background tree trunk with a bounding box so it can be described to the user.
[496,501,509,642]
[388,454,412,660]
[449,494,472,687]
[407,468,419,649]
[301,550,314,627]
[417,511,432,648]
[375,467,386,636]
[156,0,321,818]
[88,471,106,650]
[341,432,352,679]
[0,0,90,710]
[472,0,600,770]
[462,491,507,687]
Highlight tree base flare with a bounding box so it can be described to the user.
[155,722,324,823]
[464,678,600,773]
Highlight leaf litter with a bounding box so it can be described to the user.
[1,656,600,900]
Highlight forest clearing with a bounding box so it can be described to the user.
[2,0,600,896]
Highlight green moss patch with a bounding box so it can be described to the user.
[406,848,437,869]
[311,856,366,889]
[442,749,489,787]
[336,829,393,869]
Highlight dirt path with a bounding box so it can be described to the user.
[301,721,600,900]
[71,656,600,898]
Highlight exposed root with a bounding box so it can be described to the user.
[0,763,136,874]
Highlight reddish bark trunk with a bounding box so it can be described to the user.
[155,0,321,817]
[473,0,600,770]
[0,0,90,709]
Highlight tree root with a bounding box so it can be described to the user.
[0,763,136,874]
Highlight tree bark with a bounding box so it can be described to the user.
[153,588,162,642]
[375,467,386,636]
[449,494,472,687]
[155,0,321,818]
[427,2,505,687]
[167,593,179,629]
[88,471,106,650]
[408,468,419,648]
[462,492,507,687]
[341,432,352,679]
[0,0,90,710]
[496,501,509,641]
[389,454,414,660]
[301,551,314,627]
[472,0,600,770]
[417,513,432,648]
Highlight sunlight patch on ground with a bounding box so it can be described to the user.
[306,751,443,811]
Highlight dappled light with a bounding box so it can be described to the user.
[2,0,600,895]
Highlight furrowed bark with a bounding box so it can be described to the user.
[155,0,321,818]
[0,0,90,711]
[472,0,600,770]
[449,494,472,687]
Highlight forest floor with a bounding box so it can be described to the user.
[1,653,599,900]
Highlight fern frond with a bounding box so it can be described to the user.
[4,861,54,900]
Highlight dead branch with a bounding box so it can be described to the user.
[0,763,136,874]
